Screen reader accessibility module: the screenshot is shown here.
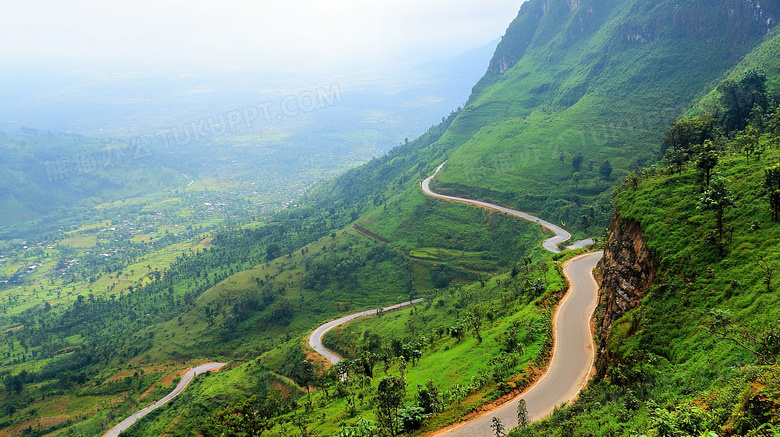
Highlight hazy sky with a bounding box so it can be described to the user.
[3,0,524,72]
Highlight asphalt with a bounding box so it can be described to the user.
[431,252,602,436]
[308,299,425,365]
[419,162,601,435]
[421,162,593,253]
[104,362,226,437]
[110,161,600,437]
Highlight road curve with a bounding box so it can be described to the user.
[420,162,601,435]
[105,362,226,437]
[431,252,602,436]
[308,299,424,364]
[421,162,593,253]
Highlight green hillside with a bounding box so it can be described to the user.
[428,0,780,229]
[2,1,780,436]
[511,100,780,437]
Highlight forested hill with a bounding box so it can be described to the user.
[3,1,780,436]
[313,0,780,233]
[513,70,780,436]
[263,0,780,234]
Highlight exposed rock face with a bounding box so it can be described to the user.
[487,1,544,74]
[594,213,656,374]
[618,0,779,45]
[487,0,780,75]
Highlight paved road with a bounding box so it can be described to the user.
[104,362,226,437]
[308,299,425,364]
[431,252,602,436]
[420,163,601,435]
[421,162,593,253]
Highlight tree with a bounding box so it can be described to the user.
[212,395,272,436]
[268,299,293,325]
[358,351,379,378]
[764,163,780,221]
[572,172,581,189]
[517,399,529,428]
[695,140,718,187]
[398,406,428,431]
[464,312,484,343]
[297,358,316,396]
[265,243,281,260]
[769,107,780,134]
[718,68,769,132]
[663,115,718,155]
[491,417,505,437]
[699,176,736,253]
[571,154,584,172]
[448,324,464,342]
[665,147,689,176]
[580,214,593,231]
[599,160,613,180]
[735,126,761,164]
[416,380,442,415]
[3,373,24,395]
[376,375,406,436]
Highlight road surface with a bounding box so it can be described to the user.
[104,362,226,437]
[420,162,601,435]
[421,162,593,253]
[308,299,424,365]
[431,252,602,436]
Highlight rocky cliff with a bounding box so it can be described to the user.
[487,0,780,75]
[594,213,657,375]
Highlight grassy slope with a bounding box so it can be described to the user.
[428,0,777,230]
[5,1,780,435]
[0,191,545,434]
[74,3,780,436]
[506,27,780,437]
[509,133,780,435]
[121,256,571,436]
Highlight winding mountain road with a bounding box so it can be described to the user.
[308,299,424,364]
[105,362,226,437]
[111,161,600,437]
[421,162,593,252]
[418,161,601,436]
[431,252,601,436]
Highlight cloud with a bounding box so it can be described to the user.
[2,0,523,71]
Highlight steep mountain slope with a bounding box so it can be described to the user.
[514,114,780,437]
[509,28,780,437]
[426,0,780,229]
[0,130,184,227]
[4,1,780,436]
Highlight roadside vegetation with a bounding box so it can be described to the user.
[509,68,780,437]
[3,1,780,436]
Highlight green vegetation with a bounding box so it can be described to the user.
[3,0,780,435]
[427,0,780,232]
[112,256,570,436]
[0,130,546,435]
[509,59,780,437]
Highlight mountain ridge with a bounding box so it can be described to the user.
[3,1,780,435]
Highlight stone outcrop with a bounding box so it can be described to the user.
[594,213,657,374]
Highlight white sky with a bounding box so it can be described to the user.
[2,0,525,72]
